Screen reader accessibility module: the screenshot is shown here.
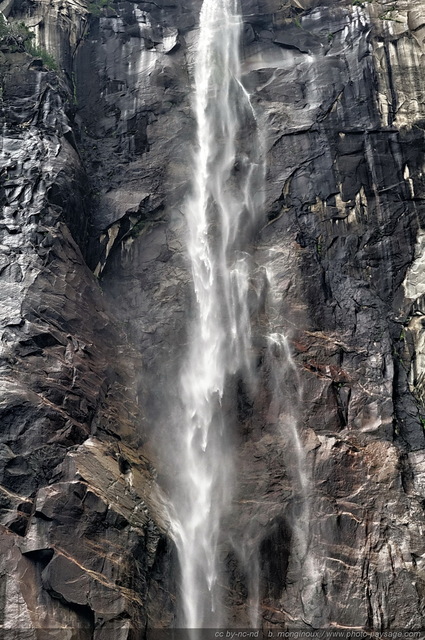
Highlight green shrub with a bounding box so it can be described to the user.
[0,15,58,70]
[0,15,34,51]
[87,0,114,17]
[25,41,58,70]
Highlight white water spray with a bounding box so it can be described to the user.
[264,267,321,624]
[167,0,264,630]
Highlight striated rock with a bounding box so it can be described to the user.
[0,21,176,635]
[1,0,425,633]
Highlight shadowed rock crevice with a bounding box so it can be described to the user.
[259,517,291,601]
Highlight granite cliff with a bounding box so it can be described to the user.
[1,0,425,634]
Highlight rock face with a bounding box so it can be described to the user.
[1,0,425,634]
[0,29,175,637]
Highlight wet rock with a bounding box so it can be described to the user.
[0,18,176,633]
[2,0,425,632]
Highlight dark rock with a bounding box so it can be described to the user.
[1,0,425,632]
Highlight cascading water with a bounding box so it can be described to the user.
[263,267,320,625]
[165,0,314,629]
[167,0,264,630]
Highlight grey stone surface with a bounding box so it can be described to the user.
[1,0,425,633]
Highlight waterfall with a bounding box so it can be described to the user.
[262,266,320,626]
[167,0,264,630]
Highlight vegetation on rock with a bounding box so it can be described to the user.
[0,14,57,69]
[87,0,115,17]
